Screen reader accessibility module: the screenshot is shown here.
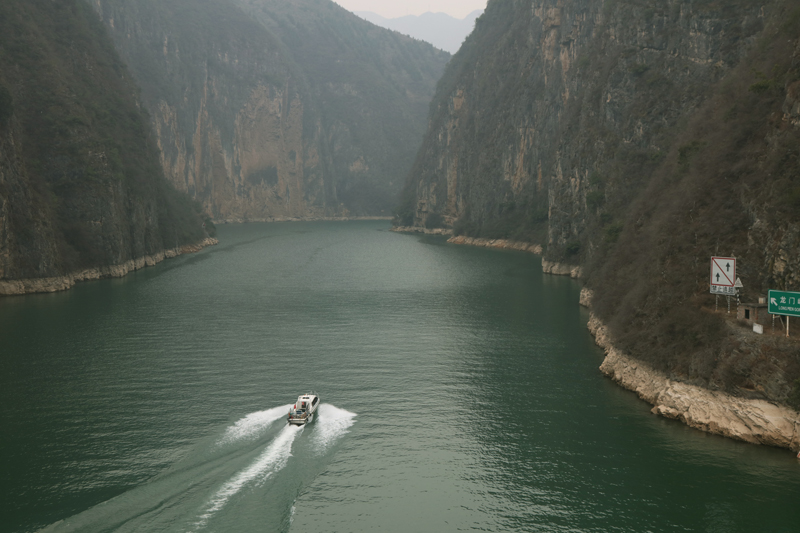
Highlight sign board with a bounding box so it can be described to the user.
[768,290,800,317]
[753,323,764,334]
[710,257,736,289]
[711,285,736,295]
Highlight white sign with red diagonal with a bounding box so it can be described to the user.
[710,257,736,293]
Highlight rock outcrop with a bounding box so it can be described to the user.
[541,260,581,279]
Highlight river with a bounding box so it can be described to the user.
[1,221,798,532]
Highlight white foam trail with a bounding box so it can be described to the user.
[217,405,291,446]
[194,424,302,530]
[310,404,356,455]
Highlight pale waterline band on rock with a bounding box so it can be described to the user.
[0,237,218,297]
[581,288,800,451]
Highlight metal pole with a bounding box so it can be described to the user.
[716,295,719,312]
[727,296,731,314]
[788,316,790,338]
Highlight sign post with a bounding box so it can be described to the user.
[768,290,800,338]
[710,257,736,313]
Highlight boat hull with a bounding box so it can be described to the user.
[288,411,315,425]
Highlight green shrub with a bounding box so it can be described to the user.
[788,379,800,411]
[425,212,444,229]
[0,85,13,126]
[604,221,624,243]
[565,240,581,256]
[586,190,605,210]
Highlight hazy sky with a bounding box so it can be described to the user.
[334,0,487,19]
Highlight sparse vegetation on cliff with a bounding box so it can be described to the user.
[0,0,208,280]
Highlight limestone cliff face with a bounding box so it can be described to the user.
[93,0,449,221]
[154,82,313,221]
[401,0,764,245]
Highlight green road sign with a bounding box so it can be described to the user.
[768,290,800,317]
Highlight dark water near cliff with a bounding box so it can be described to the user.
[2,221,799,533]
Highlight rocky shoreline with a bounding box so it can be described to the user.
[542,259,582,279]
[581,288,800,451]
[0,237,219,296]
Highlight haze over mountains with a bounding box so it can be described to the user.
[355,10,483,54]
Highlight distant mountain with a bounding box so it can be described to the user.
[92,0,450,220]
[355,10,482,54]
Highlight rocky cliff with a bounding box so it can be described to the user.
[398,0,800,427]
[0,0,211,291]
[92,0,450,222]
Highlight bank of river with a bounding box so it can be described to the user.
[2,221,799,532]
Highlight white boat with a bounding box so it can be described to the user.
[287,393,320,425]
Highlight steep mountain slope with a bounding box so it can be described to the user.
[92,0,450,221]
[399,0,800,406]
[0,0,208,289]
[355,10,483,54]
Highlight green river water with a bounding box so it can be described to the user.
[1,221,798,532]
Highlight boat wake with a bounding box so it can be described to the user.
[216,404,292,446]
[193,423,302,530]
[39,403,356,532]
[309,404,357,455]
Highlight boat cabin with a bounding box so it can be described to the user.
[294,394,319,413]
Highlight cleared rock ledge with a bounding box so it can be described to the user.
[391,226,453,235]
[446,235,543,254]
[0,237,219,296]
[542,260,582,279]
[587,311,800,451]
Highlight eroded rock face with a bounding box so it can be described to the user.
[589,314,800,450]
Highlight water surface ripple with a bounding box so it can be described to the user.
[1,221,798,532]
